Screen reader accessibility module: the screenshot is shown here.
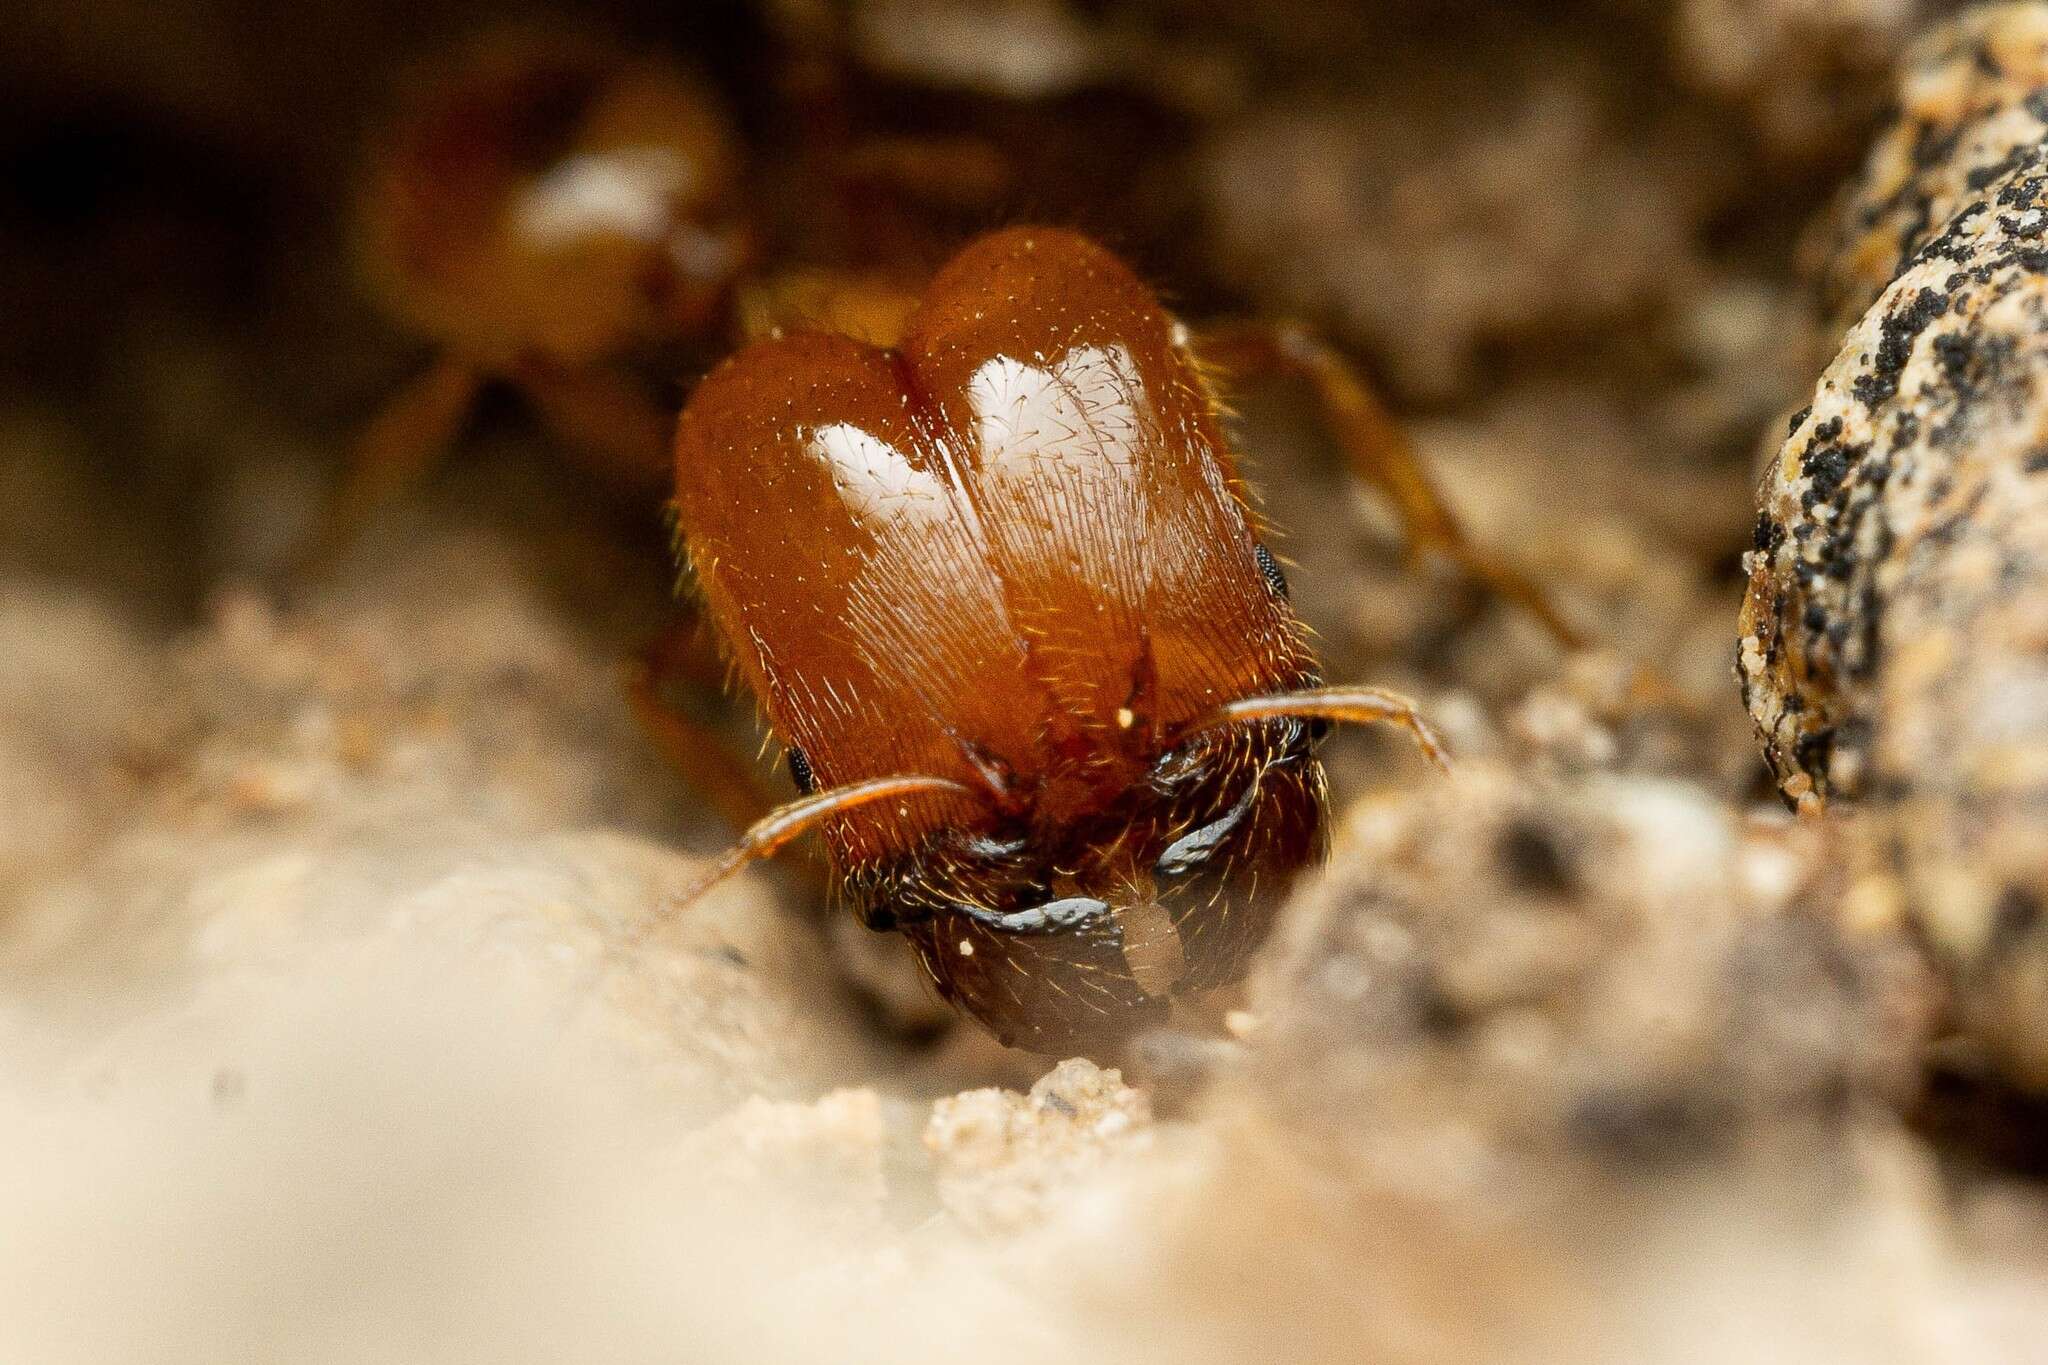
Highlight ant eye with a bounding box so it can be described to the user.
[960,830,1028,860]
[786,745,816,794]
[1253,542,1290,600]
[1148,739,1209,788]
[1155,779,1260,878]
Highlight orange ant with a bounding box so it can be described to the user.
[666,226,1581,1051]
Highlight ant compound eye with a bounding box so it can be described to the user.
[1253,542,1290,600]
[1148,740,1208,789]
[786,745,817,794]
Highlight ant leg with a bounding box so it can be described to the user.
[628,619,788,838]
[301,353,480,570]
[1195,319,1584,650]
[518,361,675,497]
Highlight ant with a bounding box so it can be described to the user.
[334,29,1583,1051]
[334,27,749,544]
[664,226,1585,1053]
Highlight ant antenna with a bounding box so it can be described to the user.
[672,773,973,906]
[1186,684,1451,772]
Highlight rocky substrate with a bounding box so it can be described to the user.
[1742,2,2048,1087]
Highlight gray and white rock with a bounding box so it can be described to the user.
[1740,1,2048,1085]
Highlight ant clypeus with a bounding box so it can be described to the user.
[335,29,1583,1052]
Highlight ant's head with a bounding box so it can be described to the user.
[853,713,1331,1053]
[703,684,1442,1055]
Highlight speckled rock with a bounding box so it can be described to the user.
[1242,765,1936,1178]
[1739,2,2048,1084]
[1806,4,2048,348]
